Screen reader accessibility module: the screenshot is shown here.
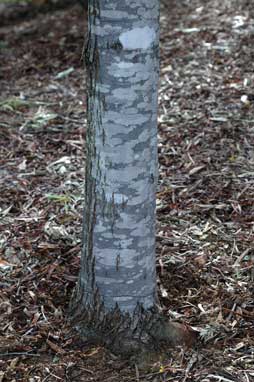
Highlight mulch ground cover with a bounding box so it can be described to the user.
[0,0,254,380]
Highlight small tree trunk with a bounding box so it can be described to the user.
[70,0,196,358]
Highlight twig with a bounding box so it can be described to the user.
[0,351,40,357]
[135,364,140,382]
[206,374,236,382]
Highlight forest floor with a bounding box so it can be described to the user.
[0,0,254,381]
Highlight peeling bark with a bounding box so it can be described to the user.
[70,294,197,357]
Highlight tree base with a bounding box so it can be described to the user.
[69,291,197,359]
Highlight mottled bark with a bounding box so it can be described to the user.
[70,0,196,357]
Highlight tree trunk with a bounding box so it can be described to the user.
[70,0,196,358]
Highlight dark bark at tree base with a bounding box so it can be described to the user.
[69,288,197,359]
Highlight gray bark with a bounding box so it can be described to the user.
[70,0,196,357]
[83,0,160,313]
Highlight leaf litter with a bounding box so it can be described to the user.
[0,0,254,381]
